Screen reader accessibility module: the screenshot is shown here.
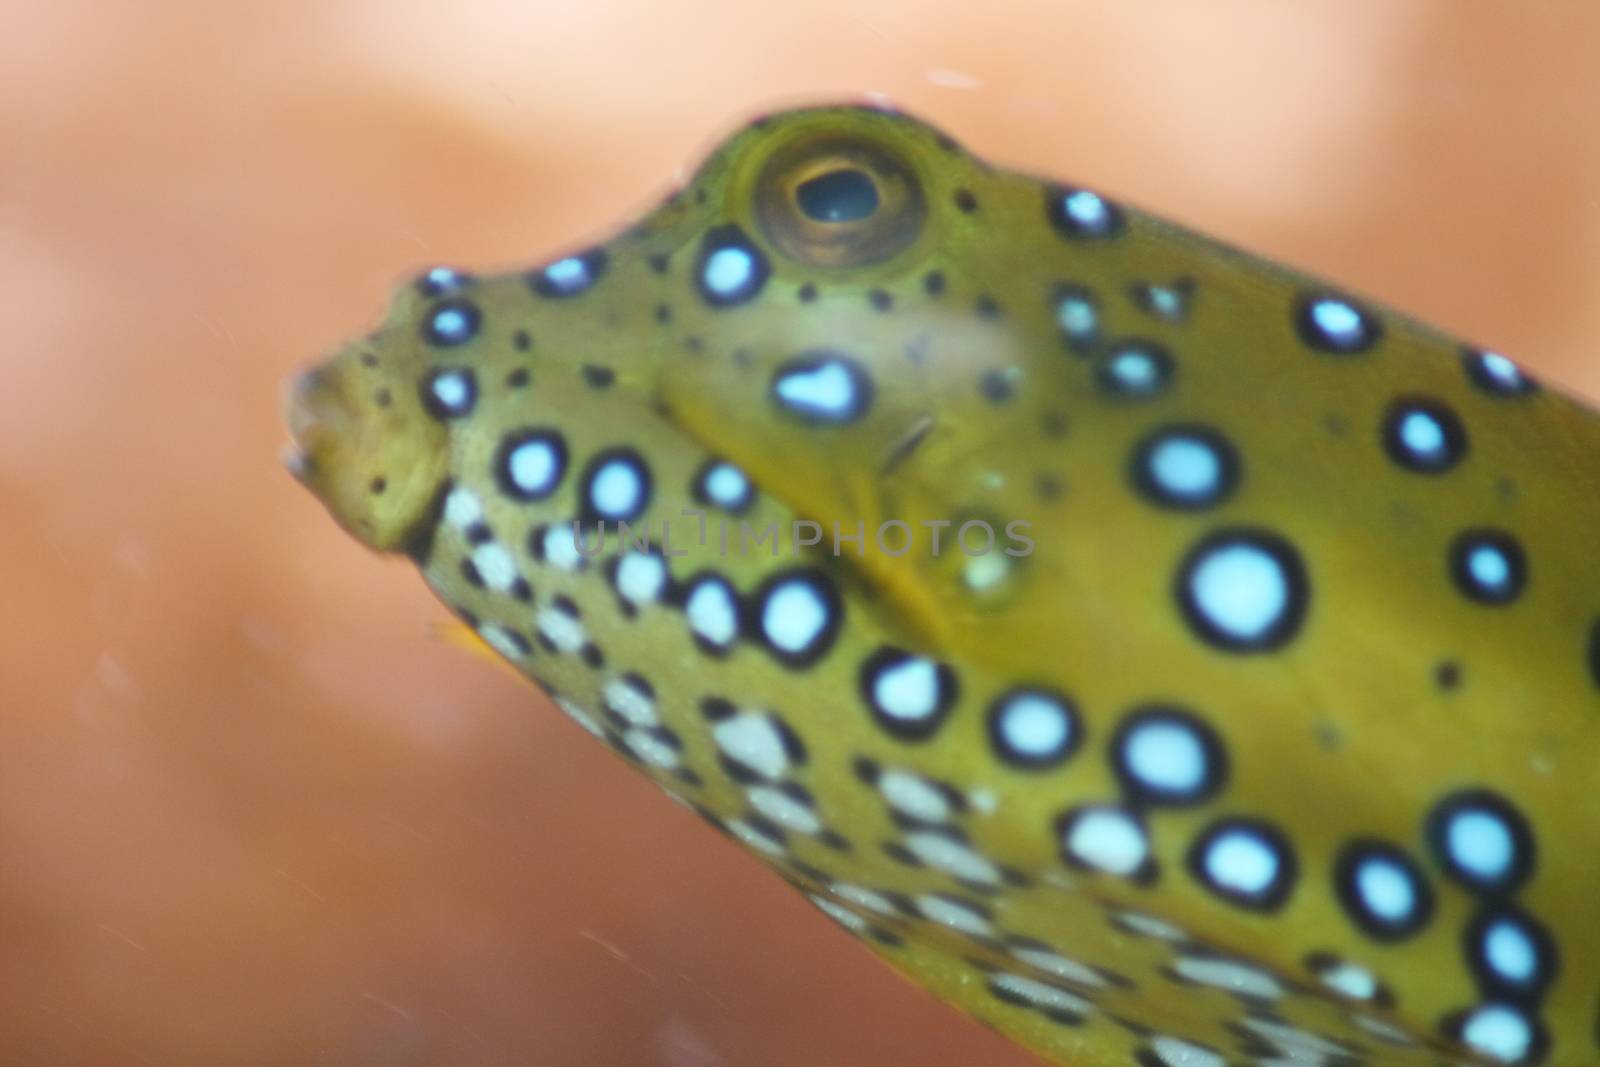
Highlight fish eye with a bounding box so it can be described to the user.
[795,167,880,222]
[754,136,925,268]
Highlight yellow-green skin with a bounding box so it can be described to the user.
[286,105,1600,1066]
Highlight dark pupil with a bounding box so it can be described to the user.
[795,168,879,222]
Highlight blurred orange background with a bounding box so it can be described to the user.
[3,3,1598,1064]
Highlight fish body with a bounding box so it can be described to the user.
[287,105,1600,1066]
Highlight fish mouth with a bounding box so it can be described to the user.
[281,365,345,486]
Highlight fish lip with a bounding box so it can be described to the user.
[281,367,332,483]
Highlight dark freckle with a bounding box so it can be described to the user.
[683,336,704,354]
[979,369,1014,404]
[647,253,670,274]
[1322,413,1348,437]
[581,644,605,669]
[923,270,945,296]
[654,303,672,324]
[869,289,893,312]
[905,335,932,366]
[512,329,531,352]
[976,295,1001,318]
[1496,477,1518,503]
[582,364,616,389]
[1314,721,1343,751]
[694,188,707,206]
[1435,660,1463,691]
[505,367,529,388]
[359,352,378,368]
[369,476,387,494]
[732,347,754,368]
[798,282,818,303]
[953,188,978,213]
[1039,411,1069,437]
[1034,473,1063,500]
[374,388,392,408]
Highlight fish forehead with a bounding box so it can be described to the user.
[287,103,1600,1066]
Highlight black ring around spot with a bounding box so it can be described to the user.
[493,427,568,503]
[421,298,481,347]
[1333,839,1435,942]
[695,223,771,307]
[1448,528,1528,606]
[746,568,844,670]
[985,686,1081,770]
[1381,394,1469,474]
[1464,906,1558,1003]
[1294,292,1382,354]
[418,367,477,420]
[1462,347,1539,397]
[1109,705,1228,807]
[1425,787,1535,896]
[1128,423,1241,511]
[1045,185,1125,239]
[858,646,957,741]
[1186,818,1297,913]
[576,446,653,525]
[1173,527,1310,654]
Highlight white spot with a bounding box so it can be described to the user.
[1147,1035,1227,1067]
[1460,1003,1533,1064]
[993,691,1073,761]
[429,306,472,341]
[727,819,785,856]
[1010,946,1107,989]
[471,543,519,592]
[1114,910,1188,941]
[444,487,484,528]
[1062,190,1112,232]
[543,256,591,293]
[1309,298,1365,345]
[967,788,999,814]
[424,266,463,291]
[1188,541,1291,643]
[478,625,527,661]
[1445,808,1515,884]
[1482,917,1538,985]
[1147,434,1223,502]
[810,895,869,933]
[536,606,587,654]
[878,769,951,823]
[1055,293,1098,339]
[760,579,832,656]
[870,656,943,723]
[1318,960,1378,1001]
[685,578,739,648]
[602,678,656,727]
[712,714,789,779]
[829,883,896,916]
[1106,350,1160,392]
[616,551,667,605]
[553,695,604,737]
[1466,544,1512,593]
[1202,828,1280,897]
[507,437,563,497]
[1352,1013,1415,1046]
[1398,409,1446,459]
[702,462,750,509]
[1240,1017,1348,1059]
[1479,352,1527,390]
[542,524,582,571]
[1064,807,1148,876]
[963,554,1009,592]
[623,728,679,770]
[590,457,647,519]
[989,972,1092,1018]
[703,246,755,297]
[904,831,1000,886]
[774,360,863,422]
[1174,955,1283,1000]
[915,894,992,938]
[1122,715,1209,798]
[1353,855,1418,926]
[1144,286,1186,321]
[747,786,821,835]
[430,370,472,412]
